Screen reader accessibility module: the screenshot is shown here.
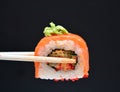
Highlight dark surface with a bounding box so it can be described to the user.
[0,0,119,92]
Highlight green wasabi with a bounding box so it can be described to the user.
[43,22,69,36]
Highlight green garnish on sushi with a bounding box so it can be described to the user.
[43,22,69,36]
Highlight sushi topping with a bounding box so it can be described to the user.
[47,49,77,71]
[43,22,69,36]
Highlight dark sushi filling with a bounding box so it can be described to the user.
[47,49,78,71]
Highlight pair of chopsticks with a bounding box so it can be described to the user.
[0,52,75,63]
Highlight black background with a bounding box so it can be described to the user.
[0,0,119,92]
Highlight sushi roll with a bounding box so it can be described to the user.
[34,22,89,81]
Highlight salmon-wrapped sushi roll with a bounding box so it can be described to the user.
[34,22,89,81]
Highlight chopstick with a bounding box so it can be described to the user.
[0,52,76,63]
[0,52,34,56]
